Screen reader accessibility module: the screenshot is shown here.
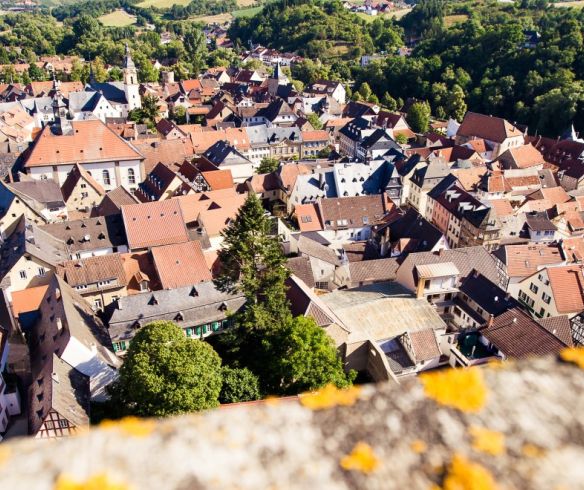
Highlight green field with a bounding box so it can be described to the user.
[554,0,584,7]
[444,14,469,27]
[355,7,412,22]
[232,6,262,17]
[137,0,191,8]
[98,9,137,26]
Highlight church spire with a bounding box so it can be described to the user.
[123,43,135,70]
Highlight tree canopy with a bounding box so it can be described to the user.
[109,321,223,417]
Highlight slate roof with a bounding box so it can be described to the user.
[107,281,246,342]
[87,82,127,104]
[459,272,518,316]
[385,208,444,253]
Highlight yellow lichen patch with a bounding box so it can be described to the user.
[442,454,498,490]
[419,367,487,413]
[340,442,380,474]
[521,443,546,458]
[300,384,362,410]
[411,439,428,454]
[560,347,584,369]
[469,426,505,456]
[53,473,131,490]
[100,416,155,437]
[264,396,281,406]
[0,446,11,468]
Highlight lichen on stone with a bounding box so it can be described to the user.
[53,473,131,490]
[521,443,546,458]
[300,384,362,410]
[99,416,156,437]
[560,347,584,369]
[0,447,10,468]
[469,426,505,456]
[339,442,380,474]
[441,454,498,490]
[410,439,428,454]
[419,367,487,413]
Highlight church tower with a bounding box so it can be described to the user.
[51,74,72,135]
[123,44,141,111]
[268,62,289,97]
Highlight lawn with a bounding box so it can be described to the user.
[356,8,412,22]
[444,14,469,27]
[192,12,234,24]
[554,0,584,7]
[236,0,257,6]
[98,9,137,27]
[232,6,262,17]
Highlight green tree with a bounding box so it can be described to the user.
[219,367,261,404]
[109,321,223,417]
[173,105,187,124]
[257,157,280,174]
[358,82,372,101]
[406,101,431,133]
[382,92,397,111]
[445,84,467,122]
[28,64,45,81]
[307,113,323,130]
[395,133,408,145]
[274,316,355,394]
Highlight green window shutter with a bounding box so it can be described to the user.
[195,326,201,335]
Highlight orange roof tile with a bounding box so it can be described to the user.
[201,169,234,190]
[11,285,49,316]
[151,241,212,289]
[504,144,545,169]
[122,199,190,250]
[121,251,157,293]
[25,120,143,168]
[301,130,330,142]
[487,199,514,217]
[562,237,584,262]
[295,203,323,232]
[501,244,563,277]
[547,265,584,314]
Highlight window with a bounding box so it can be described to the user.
[59,419,69,429]
[315,281,328,290]
[542,292,551,304]
[102,170,111,186]
[81,192,88,199]
[539,307,546,317]
[80,183,87,189]
[93,299,103,311]
[529,283,538,294]
[128,168,136,185]
[112,341,127,353]
[37,267,46,277]
[19,270,27,280]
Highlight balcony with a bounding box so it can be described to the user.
[450,332,500,367]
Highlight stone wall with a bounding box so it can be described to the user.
[1,354,584,489]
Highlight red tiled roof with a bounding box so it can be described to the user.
[547,265,584,314]
[202,170,234,190]
[151,241,212,289]
[122,199,189,250]
[295,203,323,232]
[11,285,49,316]
[457,112,523,143]
[25,120,143,168]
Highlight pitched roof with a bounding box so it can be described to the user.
[7,179,64,207]
[24,120,143,168]
[348,258,399,284]
[60,163,105,202]
[537,315,573,346]
[457,112,523,144]
[57,253,127,288]
[201,169,234,190]
[286,256,316,289]
[151,241,212,289]
[493,243,563,278]
[296,234,341,266]
[481,307,566,359]
[122,199,189,250]
[318,194,388,230]
[500,144,545,169]
[40,214,127,253]
[459,272,517,315]
[94,186,139,217]
[11,285,49,316]
[409,329,441,362]
[546,265,584,314]
[133,138,195,174]
[295,203,323,232]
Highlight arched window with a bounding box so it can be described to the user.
[128,168,136,185]
[102,170,111,186]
